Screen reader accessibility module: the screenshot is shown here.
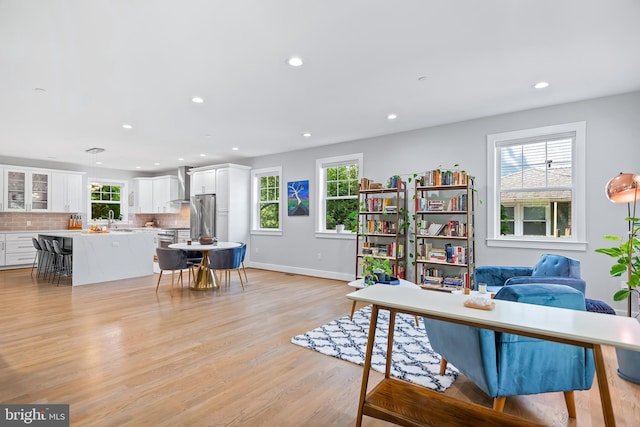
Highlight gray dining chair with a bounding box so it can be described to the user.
[156,248,191,292]
[208,245,245,291]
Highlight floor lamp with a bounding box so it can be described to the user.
[605,172,640,317]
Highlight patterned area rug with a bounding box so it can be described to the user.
[291,305,458,392]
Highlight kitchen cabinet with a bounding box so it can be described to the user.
[0,234,5,267]
[51,172,84,212]
[189,163,250,243]
[0,167,4,211]
[133,178,153,213]
[133,176,179,214]
[3,168,50,212]
[5,233,37,266]
[152,176,179,213]
[190,169,216,196]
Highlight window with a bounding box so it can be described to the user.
[251,167,282,234]
[487,122,586,250]
[89,179,127,221]
[316,153,362,235]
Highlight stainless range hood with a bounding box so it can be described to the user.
[170,166,193,204]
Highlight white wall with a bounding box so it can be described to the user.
[246,91,640,313]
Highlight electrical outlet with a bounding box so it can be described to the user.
[621,281,628,289]
[317,252,322,260]
[255,247,259,254]
[27,221,31,226]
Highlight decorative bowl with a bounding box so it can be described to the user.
[199,236,214,245]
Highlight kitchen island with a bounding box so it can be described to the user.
[38,230,155,286]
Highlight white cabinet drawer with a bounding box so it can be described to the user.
[6,234,37,252]
[6,252,36,265]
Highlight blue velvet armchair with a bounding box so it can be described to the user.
[474,254,586,294]
[423,284,595,417]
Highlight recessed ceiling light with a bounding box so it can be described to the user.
[287,56,304,67]
[302,132,312,138]
[122,124,133,129]
[192,97,204,103]
[178,157,184,161]
[533,81,549,89]
[135,166,141,169]
[387,114,398,120]
[95,161,102,165]
[232,147,239,151]
[154,162,160,166]
[200,154,206,157]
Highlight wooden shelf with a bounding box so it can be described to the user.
[362,378,542,427]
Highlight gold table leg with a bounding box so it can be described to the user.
[191,250,218,291]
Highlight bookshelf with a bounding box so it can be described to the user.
[355,179,407,280]
[414,171,475,290]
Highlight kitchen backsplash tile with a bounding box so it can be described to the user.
[0,206,190,231]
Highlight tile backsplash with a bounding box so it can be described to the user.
[0,206,191,231]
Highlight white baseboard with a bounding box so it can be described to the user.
[245,261,353,282]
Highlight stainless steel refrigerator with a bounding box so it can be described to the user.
[190,194,216,241]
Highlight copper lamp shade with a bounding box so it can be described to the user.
[605,173,640,204]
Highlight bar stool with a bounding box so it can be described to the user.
[40,238,56,281]
[31,238,44,277]
[51,240,72,285]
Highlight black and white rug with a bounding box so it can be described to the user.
[291,305,458,392]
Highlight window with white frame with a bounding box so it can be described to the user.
[487,122,586,250]
[251,166,282,233]
[316,153,362,233]
[88,179,128,221]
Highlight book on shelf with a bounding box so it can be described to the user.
[420,169,469,187]
[426,223,445,236]
[422,275,443,284]
[428,248,447,261]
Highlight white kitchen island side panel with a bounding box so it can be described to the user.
[71,232,155,286]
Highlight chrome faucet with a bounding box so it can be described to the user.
[107,210,115,229]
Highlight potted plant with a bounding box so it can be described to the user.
[360,255,392,285]
[595,172,640,384]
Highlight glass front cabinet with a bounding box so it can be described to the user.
[4,168,50,212]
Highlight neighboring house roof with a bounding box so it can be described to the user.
[501,166,571,203]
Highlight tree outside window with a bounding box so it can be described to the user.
[259,175,280,228]
[251,166,282,233]
[90,184,122,220]
[325,163,359,230]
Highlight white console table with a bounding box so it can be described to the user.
[347,284,640,427]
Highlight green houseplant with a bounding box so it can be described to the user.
[360,255,392,285]
[595,172,640,385]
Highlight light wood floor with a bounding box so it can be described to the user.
[0,267,638,427]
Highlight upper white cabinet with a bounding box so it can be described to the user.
[152,176,179,213]
[190,169,216,196]
[0,167,4,212]
[3,167,50,212]
[134,176,179,214]
[133,178,153,213]
[51,172,84,212]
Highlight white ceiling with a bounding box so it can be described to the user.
[1,0,639,172]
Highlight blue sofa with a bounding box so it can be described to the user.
[474,254,586,294]
[423,284,595,417]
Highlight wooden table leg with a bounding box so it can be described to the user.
[593,344,616,426]
[350,301,358,320]
[385,309,396,378]
[356,304,379,427]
